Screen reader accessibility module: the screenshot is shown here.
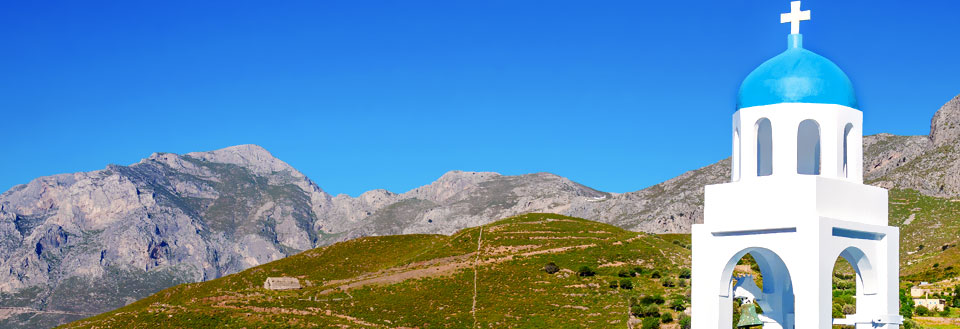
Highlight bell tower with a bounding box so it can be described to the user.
[691,2,902,328]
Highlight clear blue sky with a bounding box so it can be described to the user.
[1,1,958,196]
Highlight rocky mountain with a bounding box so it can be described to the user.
[1,93,958,328]
[0,143,715,328]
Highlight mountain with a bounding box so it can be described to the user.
[60,213,694,329]
[2,93,959,328]
[0,145,714,328]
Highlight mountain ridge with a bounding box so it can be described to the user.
[1,93,959,328]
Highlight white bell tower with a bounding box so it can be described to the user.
[691,2,902,328]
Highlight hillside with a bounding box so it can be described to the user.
[60,213,693,328]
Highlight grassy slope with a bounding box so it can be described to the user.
[59,188,960,328]
[61,214,692,329]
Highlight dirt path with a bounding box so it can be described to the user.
[0,307,94,320]
[472,226,483,329]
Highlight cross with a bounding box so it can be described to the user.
[780,1,811,34]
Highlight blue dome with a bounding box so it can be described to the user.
[737,34,857,109]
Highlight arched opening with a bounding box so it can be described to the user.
[733,129,741,181]
[832,256,857,327]
[797,119,821,175]
[831,246,879,326]
[756,118,773,176]
[719,247,794,328]
[843,123,853,178]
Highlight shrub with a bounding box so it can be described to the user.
[678,279,687,288]
[620,279,633,290]
[660,311,673,323]
[609,280,619,289]
[578,266,595,277]
[841,304,856,315]
[634,266,646,275]
[678,315,691,329]
[661,278,676,287]
[639,304,660,317]
[618,269,631,278]
[651,270,662,279]
[631,305,644,317]
[640,294,665,305]
[669,298,686,311]
[641,316,660,329]
[915,305,930,316]
[543,262,560,274]
[678,268,691,279]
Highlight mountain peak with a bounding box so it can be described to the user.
[929,94,960,146]
[184,144,301,177]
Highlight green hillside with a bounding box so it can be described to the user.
[60,214,693,328]
[59,188,960,328]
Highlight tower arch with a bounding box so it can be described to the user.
[756,118,773,176]
[718,247,795,329]
[797,119,821,175]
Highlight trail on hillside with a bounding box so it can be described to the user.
[472,226,483,329]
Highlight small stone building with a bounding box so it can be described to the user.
[913,298,946,312]
[263,277,301,290]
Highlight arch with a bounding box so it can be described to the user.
[756,118,773,176]
[843,123,854,178]
[718,247,795,328]
[797,119,821,175]
[733,128,741,181]
[836,246,878,295]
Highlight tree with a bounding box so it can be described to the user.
[578,266,595,277]
[900,288,914,318]
[915,305,930,316]
[641,316,660,329]
[543,262,560,274]
[620,279,633,290]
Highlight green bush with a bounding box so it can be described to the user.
[661,278,676,287]
[577,266,595,277]
[609,280,619,289]
[618,269,632,278]
[678,315,691,329]
[641,316,660,329]
[640,294,665,305]
[543,262,560,274]
[639,305,660,317]
[619,279,633,290]
[651,270,662,279]
[678,268,691,279]
[660,311,673,323]
[915,305,930,316]
[669,297,686,311]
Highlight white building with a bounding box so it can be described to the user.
[691,2,902,328]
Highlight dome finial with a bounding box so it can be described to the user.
[780,1,811,35]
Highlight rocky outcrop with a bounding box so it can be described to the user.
[865,95,960,197]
